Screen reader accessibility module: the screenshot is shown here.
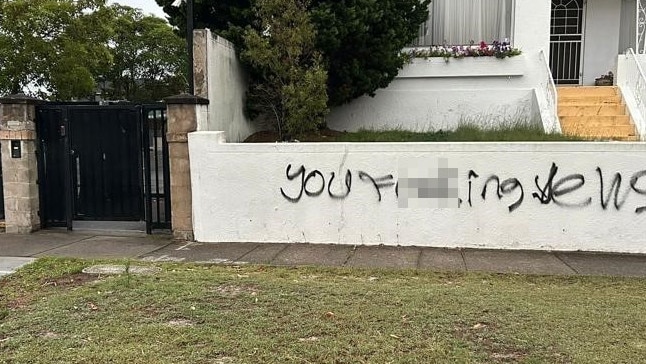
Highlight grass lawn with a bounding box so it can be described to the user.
[1,258,645,363]
[245,123,585,143]
[333,124,584,143]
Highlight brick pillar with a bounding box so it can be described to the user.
[165,94,209,241]
[0,94,44,233]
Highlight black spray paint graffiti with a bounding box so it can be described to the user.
[596,167,646,214]
[470,172,524,213]
[280,164,395,203]
[280,162,646,214]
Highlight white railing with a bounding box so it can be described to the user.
[617,48,646,140]
[537,49,561,133]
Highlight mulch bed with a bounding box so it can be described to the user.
[244,128,346,143]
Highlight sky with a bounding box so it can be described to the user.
[107,0,168,19]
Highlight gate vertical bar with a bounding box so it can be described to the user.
[143,108,153,234]
[161,108,171,230]
[35,108,44,227]
[135,106,145,225]
[62,107,73,230]
[153,112,161,224]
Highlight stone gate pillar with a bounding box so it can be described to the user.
[165,94,209,241]
[0,94,44,233]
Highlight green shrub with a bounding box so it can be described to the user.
[241,0,328,139]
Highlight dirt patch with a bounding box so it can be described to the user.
[212,284,260,297]
[213,357,235,364]
[244,128,346,143]
[166,319,194,327]
[39,331,60,339]
[453,321,529,363]
[82,264,161,275]
[40,273,98,288]
[5,295,31,310]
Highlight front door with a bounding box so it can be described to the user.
[550,0,586,84]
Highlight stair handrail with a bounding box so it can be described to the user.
[619,48,646,140]
[538,49,561,133]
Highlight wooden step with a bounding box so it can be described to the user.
[613,135,640,141]
[563,135,639,141]
[556,86,638,141]
[558,104,627,116]
[557,86,618,97]
[561,123,635,132]
[559,115,632,127]
[561,125,636,138]
[563,134,639,141]
[558,94,623,104]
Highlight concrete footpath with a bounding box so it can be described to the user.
[1,230,646,277]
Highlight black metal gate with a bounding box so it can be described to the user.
[36,103,170,233]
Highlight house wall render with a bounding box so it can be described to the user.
[583,0,623,85]
[189,131,646,254]
[324,1,552,132]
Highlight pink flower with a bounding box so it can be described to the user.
[480,41,487,49]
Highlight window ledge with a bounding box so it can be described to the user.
[397,55,526,79]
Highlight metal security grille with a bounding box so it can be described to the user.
[143,105,171,233]
[550,0,585,84]
[36,103,170,233]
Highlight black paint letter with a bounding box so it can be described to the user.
[630,170,646,213]
[280,164,306,203]
[328,170,352,199]
[358,172,396,202]
[597,167,629,211]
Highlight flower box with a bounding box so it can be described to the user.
[396,55,526,79]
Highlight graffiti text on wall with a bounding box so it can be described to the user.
[279,162,646,213]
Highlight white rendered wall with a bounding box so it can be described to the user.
[325,1,552,132]
[618,0,637,53]
[582,0,622,85]
[326,58,543,132]
[189,131,646,253]
[193,29,259,142]
[512,0,551,56]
